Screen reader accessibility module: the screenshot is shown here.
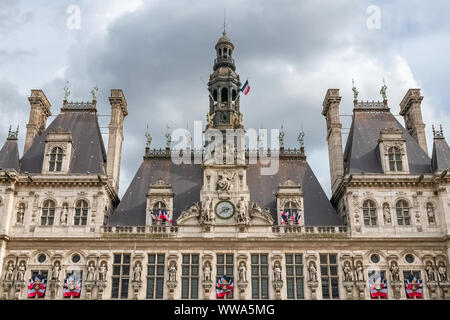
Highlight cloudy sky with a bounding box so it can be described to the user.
[1,0,449,197]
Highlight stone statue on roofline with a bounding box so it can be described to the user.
[352,79,359,100]
[380,78,387,100]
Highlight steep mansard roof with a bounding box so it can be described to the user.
[0,139,20,171]
[343,108,432,174]
[20,110,107,174]
[109,155,343,226]
[431,136,450,172]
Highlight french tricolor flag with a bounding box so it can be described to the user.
[240,79,250,95]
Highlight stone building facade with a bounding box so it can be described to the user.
[0,32,450,300]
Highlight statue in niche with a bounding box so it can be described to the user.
[343,261,353,282]
[438,262,448,282]
[308,261,318,282]
[60,204,68,225]
[425,261,435,281]
[273,262,282,282]
[4,261,14,281]
[133,262,142,282]
[203,261,212,282]
[355,261,364,281]
[16,261,26,281]
[168,261,177,282]
[17,204,25,224]
[390,261,400,282]
[238,261,247,283]
[51,261,61,281]
[87,261,96,282]
[98,261,107,281]
[383,203,391,224]
[426,203,436,225]
[217,172,235,192]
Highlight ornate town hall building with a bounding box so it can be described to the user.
[1,32,450,300]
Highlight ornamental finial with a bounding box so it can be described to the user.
[145,125,152,148]
[279,125,285,148]
[352,78,359,100]
[297,130,305,149]
[165,124,172,149]
[63,81,70,100]
[91,86,99,101]
[380,78,387,100]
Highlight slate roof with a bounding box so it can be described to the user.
[110,157,203,225]
[431,137,450,172]
[343,109,432,174]
[20,110,107,174]
[0,139,20,171]
[110,155,343,226]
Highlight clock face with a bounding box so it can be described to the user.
[215,201,235,219]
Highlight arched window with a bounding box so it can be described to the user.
[388,147,402,172]
[74,200,88,226]
[232,89,237,101]
[221,87,228,103]
[213,89,218,101]
[152,201,167,224]
[49,147,63,172]
[218,48,222,57]
[363,200,377,226]
[41,200,55,226]
[396,200,410,226]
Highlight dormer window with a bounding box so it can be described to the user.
[146,179,174,226]
[49,147,63,172]
[388,147,403,171]
[378,128,409,174]
[43,127,73,174]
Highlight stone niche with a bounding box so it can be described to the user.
[275,179,304,226]
[145,179,174,225]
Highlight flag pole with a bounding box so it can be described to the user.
[200,77,215,101]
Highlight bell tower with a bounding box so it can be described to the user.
[207,31,243,130]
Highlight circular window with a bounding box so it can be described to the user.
[370,254,380,264]
[37,254,46,263]
[72,254,81,264]
[405,254,415,263]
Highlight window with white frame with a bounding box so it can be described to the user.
[74,200,88,226]
[396,200,411,226]
[363,200,377,226]
[41,200,55,226]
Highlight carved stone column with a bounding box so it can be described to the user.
[236,253,248,300]
[390,281,403,299]
[342,281,354,300]
[426,281,438,299]
[84,281,95,300]
[1,280,13,299]
[131,281,143,299]
[306,253,319,300]
[439,282,450,299]
[201,253,214,299]
[271,253,283,300]
[48,280,61,299]
[13,280,26,299]
[167,253,179,300]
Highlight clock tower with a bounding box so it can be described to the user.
[199,31,251,232]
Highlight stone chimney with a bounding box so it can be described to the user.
[322,89,344,194]
[400,89,428,154]
[24,90,51,153]
[107,89,128,194]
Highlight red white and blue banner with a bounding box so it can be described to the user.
[27,274,47,298]
[216,275,234,298]
[404,276,423,299]
[281,210,289,225]
[369,276,388,299]
[240,80,250,95]
[281,210,301,225]
[63,274,82,298]
[152,209,173,224]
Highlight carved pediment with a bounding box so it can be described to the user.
[249,202,274,225]
[176,202,201,225]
